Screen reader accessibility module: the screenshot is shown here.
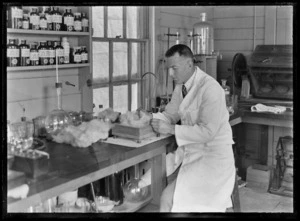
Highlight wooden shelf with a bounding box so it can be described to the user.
[112,194,152,212]
[7,28,89,36]
[7,63,90,72]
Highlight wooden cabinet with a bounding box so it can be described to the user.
[6,6,92,122]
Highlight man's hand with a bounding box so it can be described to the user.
[150,119,175,135]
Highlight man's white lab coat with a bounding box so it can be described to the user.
[154,66,235,212]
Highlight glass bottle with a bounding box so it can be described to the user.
[221,79,231,107]
[81,12,89,32]
[22,14,29,30]
[74,47,82,64]
[74,12,82,32]
[29,7,40,30]
[9,6,23,29]
[38,41,48,65]
[19,39,30,66]
[61,37,70,64]
[193,12,214,55]
[63,8,74,31]
[44,82,72,136]
[39,13,47,30]
[30,42,39,66]
[54,41,64,64]
[52,7,62,31]
[80,46,88,63]
[7,39,20,67]
[44,6,53,31]
[47,41,55,65]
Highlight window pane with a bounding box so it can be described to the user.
[131,82,140,111]
[113,43,128,81]
[108,6,123,38]
[93,42,109,83]
[113,84,128,113]
[93,87,109,113]
[127,7,138,39]
[92,6,104,37]
[131,42,142,79]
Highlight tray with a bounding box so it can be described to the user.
[111,124,157,143]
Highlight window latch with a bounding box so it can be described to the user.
[116,35,122,38]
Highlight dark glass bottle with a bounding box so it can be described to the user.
[81,46,88,63]
[74,47,82,64]
[30,42,39,66]
[44,6,53,30]
[54,41,64,64]
[81,12,89,32]
[39,13,48,30]
[47,41,55,65]
[63,8,74,31]
[7,39,20,67]
[74,12,82,32]
[8,6,23,29]
[22,14,29,30]
[52,7,62,31]
[38,41,48,65]
[29,7,40,30]
[19,40,30,66]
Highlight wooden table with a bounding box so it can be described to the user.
[7,135,175,212]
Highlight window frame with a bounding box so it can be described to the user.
[91,6,150,111]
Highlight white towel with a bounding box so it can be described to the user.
[251,103,286,114]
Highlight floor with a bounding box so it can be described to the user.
[137,185,293,213]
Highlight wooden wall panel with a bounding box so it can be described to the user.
[214,28,264,40]
[213,6,264,18]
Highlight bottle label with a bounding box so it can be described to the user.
[64,55,70,63]
[7,48,19,57]
[56,49,64,57]
[39,50,47,58]
[12,8,23,18]
[74,54,81,62]
[49,50,55,57]
[40,19,47,29]
[82,18,88,27]
[21,48,30,57]
[81,53,88,61]
[30,52,39,61]
[74,21,82,31]
[46,14,52,23]
[45,49,50,57]
[30,15,40,25]
[64,16,74,26]
[22,21,29,29]
[52,14,62,23]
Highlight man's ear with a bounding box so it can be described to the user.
[188,59,194,67]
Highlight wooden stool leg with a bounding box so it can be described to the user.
[231,174,241,212]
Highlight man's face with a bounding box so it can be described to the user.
[166,52,193,85]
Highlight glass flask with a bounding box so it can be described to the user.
[123,164,149,202]
[44,82,72,136]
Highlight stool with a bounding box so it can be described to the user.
[226,173,241,212]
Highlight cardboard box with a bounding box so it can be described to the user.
[246,164,271,191]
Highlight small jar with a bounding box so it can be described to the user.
[54,41,64,64]
[30,42,39,66]
[63,8,74,31]
[7,39,20,67]
[81,12,89,32]
[74,12,82,32]
[52,7,62,31]
[30,7,40,30]
[74,47,82,64]
[80,46,88,63]
[22,14,29,30]
[39,13,48,30]
[10,6,23,29]
[38,41,48,65]
[19,39,30,66]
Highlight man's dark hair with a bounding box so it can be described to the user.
[165,44,194,59]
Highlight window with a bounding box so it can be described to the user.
[92,6,149,113]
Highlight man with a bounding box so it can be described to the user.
[150,44,236,212]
